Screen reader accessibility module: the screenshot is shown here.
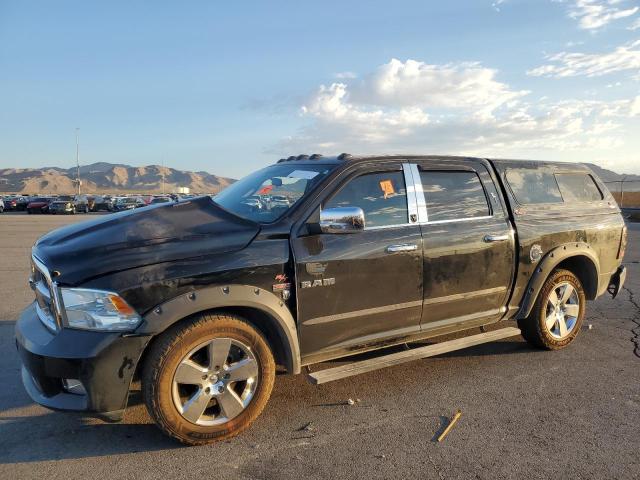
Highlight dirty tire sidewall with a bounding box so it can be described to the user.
[520,268,586,350]
[142,313,276,445]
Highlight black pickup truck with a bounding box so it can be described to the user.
[16,154,627,445]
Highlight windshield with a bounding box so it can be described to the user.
[214,163,334,223]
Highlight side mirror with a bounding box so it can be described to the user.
[319,207,365,234]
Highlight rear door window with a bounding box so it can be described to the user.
[555,173,603,202]
[419,170,490,222]
[505,169,563,204]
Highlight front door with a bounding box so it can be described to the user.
[291,165,423,363]
[415,159,515,328]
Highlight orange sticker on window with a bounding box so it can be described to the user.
[379,180,395,199]
[257,185,273,195]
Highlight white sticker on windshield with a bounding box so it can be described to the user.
[287,170,319,180]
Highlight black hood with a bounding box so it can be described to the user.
[34,196,260,285]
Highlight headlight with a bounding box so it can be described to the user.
[61,288,142,331]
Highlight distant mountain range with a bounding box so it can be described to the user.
[0,161,637,195]
[0,162,235,194]
[583,163,640,184]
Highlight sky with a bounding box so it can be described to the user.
[0,0,639,178]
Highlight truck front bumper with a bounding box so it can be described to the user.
[608,265,627,299]
[15,302,151,422]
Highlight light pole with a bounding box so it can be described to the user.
[75,128,81,196]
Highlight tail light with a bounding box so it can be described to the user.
[617,224,627,260]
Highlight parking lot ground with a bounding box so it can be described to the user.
[0,213,638,480]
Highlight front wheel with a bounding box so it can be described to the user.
[518,269,586,350]
[142,313,275,445]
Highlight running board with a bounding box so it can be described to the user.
[306,327,522,385]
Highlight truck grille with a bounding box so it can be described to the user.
[30,255,60,332]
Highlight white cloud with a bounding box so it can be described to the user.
[600,95,640,116]
[334,71,357,79]
[276,59,640,168]
[564,0,639,30]
[300,82,429,143]
[347,58,529,119]
[492,0,507,12]
[527,40,640,77]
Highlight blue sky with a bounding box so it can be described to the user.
[1,0,639,178]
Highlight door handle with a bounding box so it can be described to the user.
[386,244,418,253]
[483,234,510,242]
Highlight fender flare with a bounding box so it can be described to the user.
[136,284,301,374]
[516,242,600,319]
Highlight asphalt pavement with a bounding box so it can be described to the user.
[0,213,638,480]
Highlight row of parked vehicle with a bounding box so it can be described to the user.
[0,194,188,214]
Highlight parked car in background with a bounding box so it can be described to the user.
[74,195,91,213]
[15,196,30,211]
[3,196,16,211]
[150,196,172,204]
[3,196,29,211]
[0,198,4,213]
[241,195,263,210]
[49,196,77,215]
[270,195,291,208]
[26,197,53,214]
[92,195,114,212]
[113,196,146,211]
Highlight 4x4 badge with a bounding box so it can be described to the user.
[300,278,336,289]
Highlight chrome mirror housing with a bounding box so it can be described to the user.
[319,207,365,234]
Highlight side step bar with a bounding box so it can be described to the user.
[306,327,522,385]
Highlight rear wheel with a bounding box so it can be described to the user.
[518,269,585,350]
[142,312,275,445]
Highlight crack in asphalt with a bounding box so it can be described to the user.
[623,285,640,359]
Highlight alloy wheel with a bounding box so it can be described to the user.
[171,338,259,426]
[544,282,580,339]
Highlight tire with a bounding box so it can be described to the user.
[142,312,275,445]
[27,209,32,214]
[518,269,586,350]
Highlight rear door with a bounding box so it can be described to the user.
[414,159,515,328]
[292,163,423,362]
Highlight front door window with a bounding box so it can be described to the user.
[325,171,408,228]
